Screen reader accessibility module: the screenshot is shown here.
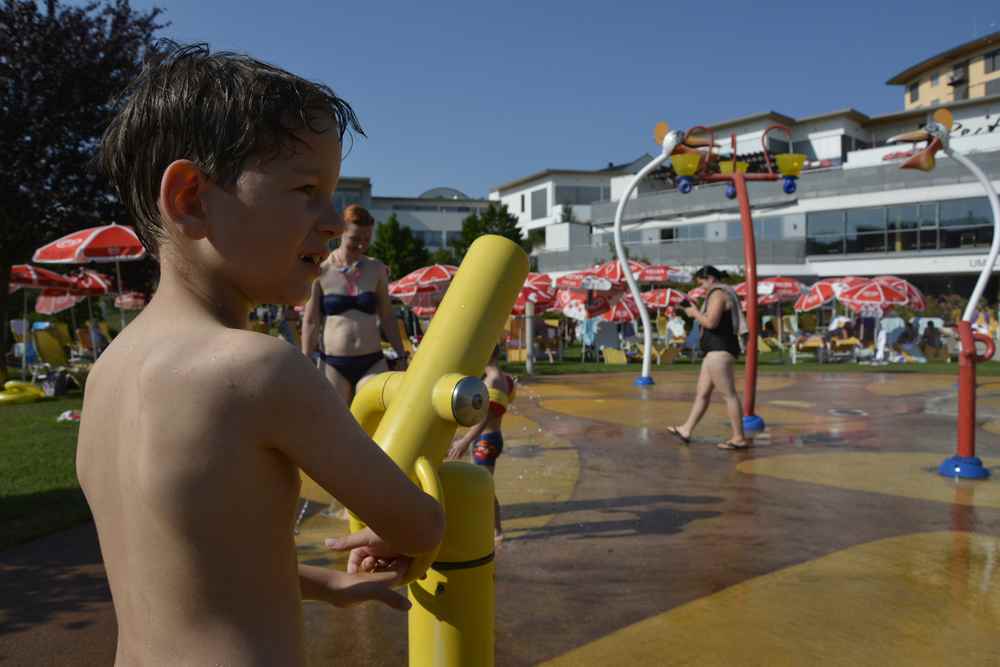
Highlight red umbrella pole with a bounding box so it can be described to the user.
[115,261,126,331]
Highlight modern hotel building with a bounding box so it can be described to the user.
[491,31,1000,297]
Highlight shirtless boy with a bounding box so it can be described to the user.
[76,43,444,666]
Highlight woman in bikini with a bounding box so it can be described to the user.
[667,266,751,451]
[302,204,408,404]
[447,346,515,544]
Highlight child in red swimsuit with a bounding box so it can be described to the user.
[447,346,515,544]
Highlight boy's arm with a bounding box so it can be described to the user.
[299,563,410,611]
[256,339,444,555]
[301,280,322,357]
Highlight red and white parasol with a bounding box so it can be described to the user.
[72,269,114,296]
[554,269,615,292]
[872,276,926,311]
[553,288,612,320]
[388,264,458,296]
[635,264,693,284]
[838,280,908,315]
[601,294,641,323]
[33,223,147,331]
[9,264,74,291]
[36,289,85,315]
[524,272,553,290]
[32,224,146,264]
[641,288,688,310]
[512,284,556,316]
[795,282,837,312]
[592,259,648,284]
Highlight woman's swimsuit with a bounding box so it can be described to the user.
[474,374,516,466]
[321,292,377,317]
[700,287,742,358]
[318,262,384,390]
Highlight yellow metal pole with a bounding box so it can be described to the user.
[409,462,496,667]
[370,235,528,473]
[342,235,527,665]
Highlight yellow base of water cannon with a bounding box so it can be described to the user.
[409,462,496,667]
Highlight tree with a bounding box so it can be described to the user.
[1,0,165,379]
[368,214,430,280]
[448,203,526,265]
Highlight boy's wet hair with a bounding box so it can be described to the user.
[100,41,364,258]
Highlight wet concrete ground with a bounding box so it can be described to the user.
[3,369,1000,665]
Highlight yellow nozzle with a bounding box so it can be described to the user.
[719,161,749,174]
[672,152,701,177]
[775,153,806,178]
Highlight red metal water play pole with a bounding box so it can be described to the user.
[697,126,793,430]
[956,322,996,459]
[892,108,999,478]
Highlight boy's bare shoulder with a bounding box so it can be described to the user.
[110,329,320,422]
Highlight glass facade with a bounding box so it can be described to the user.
[806,197,993,256]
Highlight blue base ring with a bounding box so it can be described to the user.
[742,415,766,433]
[634,376,655,386]
[937,455,991,479]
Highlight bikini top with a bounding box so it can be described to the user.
[487,374,516,417]
[322,292,377,317]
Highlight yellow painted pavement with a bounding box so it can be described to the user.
[294,412,581,558]
[543,532,1000,666]
[739,452,1000,509]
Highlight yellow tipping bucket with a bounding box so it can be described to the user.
[671,152,701,177]
[776,153,806,178]
[718,161,749,174]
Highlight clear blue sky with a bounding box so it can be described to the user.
[118,0,999,198]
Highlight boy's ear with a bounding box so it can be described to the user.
[159,160,210,240]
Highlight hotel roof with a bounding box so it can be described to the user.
[886,30,1000,85]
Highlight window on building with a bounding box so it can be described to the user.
[791,140,817,161]
[444,231,462,246]
[845,207,886,254]
[768,138,790,154]
[918,203,938,250]
[986,49,1000,75]
[987,78,1000,97]
[659,228,677,242]
[678,224,705,240]
[520,194,525,213]
[530,188,548,221]
[806,210,845,255]
[754,218,784,240]
[931,71,940,86]
[555,186,604,206]
[908,82,920,103]
[887,205,919,252]
[940,197,992,228]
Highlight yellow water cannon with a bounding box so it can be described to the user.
[349,235,528,667]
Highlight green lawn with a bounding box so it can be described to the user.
[0,394,89,551]
[1,351,995,551]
